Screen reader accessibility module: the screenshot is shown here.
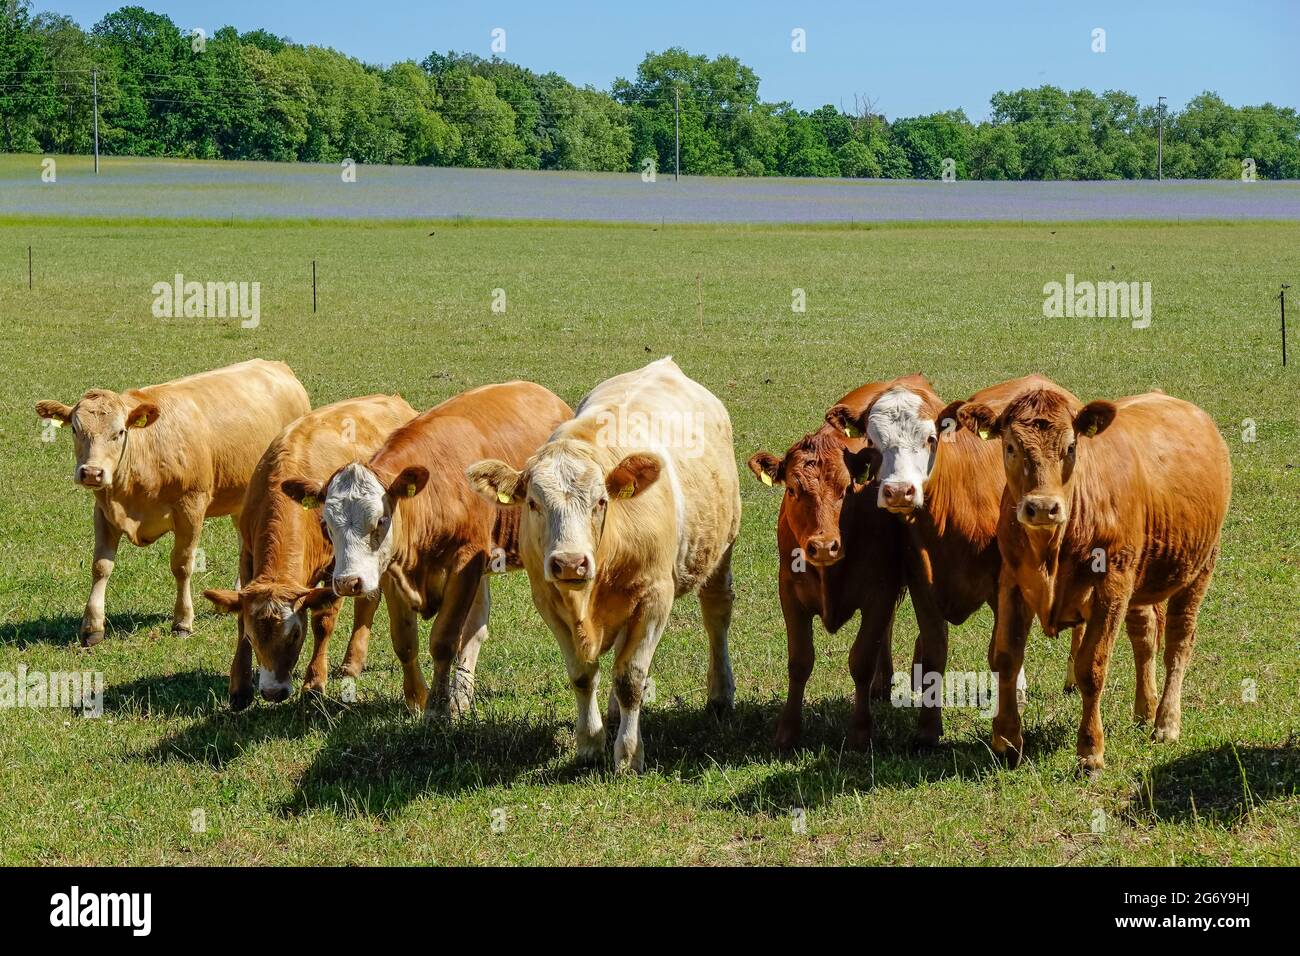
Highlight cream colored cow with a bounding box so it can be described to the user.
[467,358,740,772]
[36,360,310,645]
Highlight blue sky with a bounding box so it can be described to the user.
[38,0,1299,118]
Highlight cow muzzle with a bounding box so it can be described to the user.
[880,480,921,513]
[1018,494,1067,528]
[547,551,592,585]
[804,534,843,566]
[332,574,371,597]
[76,464,107,488]
[257,667,293,703]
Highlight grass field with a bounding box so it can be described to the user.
[1,209,1297,864]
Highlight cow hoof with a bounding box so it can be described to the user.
[1076,754,1105,778]
[705,696,734,718]
[338,662,363,679]
[910,733,940,752]
[229,689,254,712]
[80,630,105,648]
[172,625,193,638]
[1062,683,1077,696]
[992,737,1024,768]
[301,681,326,697]
[773,724,801,752]
[1153,725,1179,743]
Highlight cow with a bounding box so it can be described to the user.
[840,375,1165,745]
[281,381,572,716]
[466,358,740,773]
[746,381,902,751]
[202,394,418,709]
[954,382,1231,773]
[35,360,310,646]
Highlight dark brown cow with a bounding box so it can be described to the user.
[282,382,572,716]
[955,383,1231,773]
[748,381,902,751]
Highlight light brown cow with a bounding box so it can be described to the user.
[36,360,310,646]
[282,381,572,716]
[203,394,417,709]
[466,358,741,773]
[955,383,1231,773]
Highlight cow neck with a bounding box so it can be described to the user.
[922,433,1001,550]
[252,492,325,586]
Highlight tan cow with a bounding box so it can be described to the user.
[36,360,310,645]
[282,382,572,716]
[955,383,1231,774]
[203,394,417,709]
[467,358,741,773]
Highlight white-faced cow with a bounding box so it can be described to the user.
[36,360,310,646]
[203,394,417,708]
[955,382,1231,773]
[466,357,740,773]
[282,381,572,716]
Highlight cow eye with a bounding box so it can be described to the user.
[376,515,390,531]
[926,435,937,448]
[528,499,539,512]
[596,497,607,510]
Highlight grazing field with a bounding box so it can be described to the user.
[1,213,1297,865]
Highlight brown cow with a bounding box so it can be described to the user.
[35,360,310,645]
[955,383,1231,773]
[282,382,572,715]
[203,394,418,709]
[466,358,740,773]
[747,381,902,751]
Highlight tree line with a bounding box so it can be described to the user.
[3,2,1298,180]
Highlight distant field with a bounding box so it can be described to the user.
[1,212,1297,864]
[5,154,1300,223]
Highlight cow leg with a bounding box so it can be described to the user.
[228,546,254,710]
[611,593,672,774]
[606,625,629,730]
[1073,594,1129,775]
[81,505,123,646]
[543,604,605,763]
[1155,552,1215,743]
[990,581,1033,767]
[908,587,948,747]
[381,576,428,713]
[339,591,379,679]
[423,554,485,720]
[448,577,490,718]
[302,598,343,694]
[1062,626,1083,693]
[168,495,208,636]
[847,597,897,751]
[775,585,814,750]
[698,543,736,713]
[1125,605,1160,723]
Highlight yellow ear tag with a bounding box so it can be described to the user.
[134,415,148,428]
[51,419,63,428]
[618,484,635,499]
[301,495,317,510]
[497,491,511,504]
[843,424,861,438]
[405,483,417,497]
[978,428,991,440]
[1084,424,1098,437]
[760,472,773,487]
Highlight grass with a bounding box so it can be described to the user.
[1,211,1297,865]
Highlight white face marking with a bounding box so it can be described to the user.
[321,463,393,596]
[867,387,937,510]
[525,448,607,583]
[257,666,293,697]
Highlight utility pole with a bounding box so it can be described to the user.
[1156,95,1165,181]
[674,85,680,183]
[92,68,100,175]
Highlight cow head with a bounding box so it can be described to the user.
[282,462,428,598]
[835,387,957,514]
[748,426,874,567]
[957,389,1116,530]
[203,584,335,701]
[466,442,660,588]
[35,389,160,489]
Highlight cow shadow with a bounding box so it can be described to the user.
[1124,740,1300,827]
[0,611,172,648]
[106,670,228,718]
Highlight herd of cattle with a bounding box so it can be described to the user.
[34,357,1231,775]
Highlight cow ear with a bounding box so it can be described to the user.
[203,589,243,615]
[127,402,160,429]
[282,477,326,510]
[825,403,867,439]
[292,587,337,613]
[935,401,966,442]
[466,459,525,506]
[1075,400,1117,439]
[35,400,73,424]
[957,402,1000,440]
[606,453,661,500]
[388,466,429,501]
[746,451,784,487]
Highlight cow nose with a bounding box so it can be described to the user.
[1021,496,1065,525]
[261,684,291,703]
[77,465,104,486]
[882,482,916,505]
[806,537,842,562]
[333,575,365,596]
[549,552,590,581]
